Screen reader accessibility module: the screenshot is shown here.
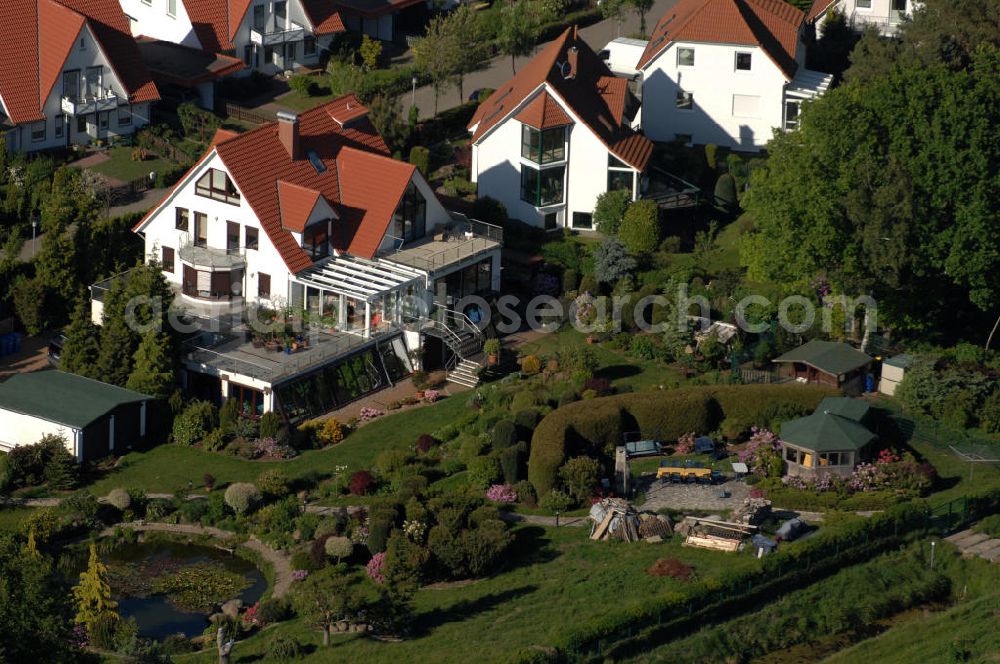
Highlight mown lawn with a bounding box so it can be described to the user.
[86,146,176,183]
[172,525,763,664]
[85,395,467,496]
[0,506,34,533]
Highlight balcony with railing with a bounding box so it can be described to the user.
[848,9,908,35]
[61,88,118,116]
[178,238,246,271]
[250,21,306,46]
[380,212,503,274]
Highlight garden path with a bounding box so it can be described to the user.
[98,521,296,598]
[944,528,1000,564]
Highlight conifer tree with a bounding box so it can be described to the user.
[72,543,118,630]
[126,329,175,399]
[95,278,138,386]
[60,298,100,379]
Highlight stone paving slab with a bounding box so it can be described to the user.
[965,538,1000,556]
[945,529,978,543]
[950,532,989,548]
[638,478,750,513]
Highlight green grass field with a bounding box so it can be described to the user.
[172,525,763,664]
[85,395,468,496]
[86,146,176,183]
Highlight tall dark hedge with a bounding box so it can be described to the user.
[528,385,835,496]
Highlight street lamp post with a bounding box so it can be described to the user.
[930,540,936,569]
[31,218,38,258]
[411,76,418,113]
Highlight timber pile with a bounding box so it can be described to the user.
[732,497,772,526]
[589,499,670,542]
[678,516,756,553]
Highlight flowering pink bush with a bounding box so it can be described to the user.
[739,427,783,477]
[359,407,384,422]
[252,437,296,460]
[367,552,386,584]
[876,448,901,465]
[675,432,695,455]
[291,570,309,582]
[486,484,518,503]
[424,389,440,403]
[241,601,261,628]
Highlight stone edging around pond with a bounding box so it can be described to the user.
[98,521,294,598]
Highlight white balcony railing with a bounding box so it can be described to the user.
[250,22,305,46]
[61,89,118,116]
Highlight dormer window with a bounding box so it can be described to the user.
[196,168,241,205]
[303,221,330,260]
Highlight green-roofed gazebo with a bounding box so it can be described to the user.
[779,397,877,478]
[772,340,872,395]
[0,371,152,462]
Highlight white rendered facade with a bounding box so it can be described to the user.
[120,0,336,75]
[3,22,151,153]
[639,40,803,150]
[812,0,918,36]
[470,85,642,231]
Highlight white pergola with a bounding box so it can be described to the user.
[295,254,425,338]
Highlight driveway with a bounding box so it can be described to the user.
[410,0,678,118]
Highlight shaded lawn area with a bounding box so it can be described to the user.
[821,592,1000,664]
[86,395,468,496]
[86,146,175,183]
[175,525,763,664]
[516,326,684,391]
[274,87,339,112]
[0,506,33,533]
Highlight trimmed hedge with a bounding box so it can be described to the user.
[528,385,835,496]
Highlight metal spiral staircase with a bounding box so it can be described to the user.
[418,308,484,388]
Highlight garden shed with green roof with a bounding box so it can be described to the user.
[779,397,877,478]
[0,371,152,462]
[772,340,872,394]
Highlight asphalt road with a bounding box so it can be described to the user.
[410,0,680,118]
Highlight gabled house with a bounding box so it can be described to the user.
[468,28,652,231]
[636,0,832,150]
[119,95,501,422]
[772,340,873,395]
[0,0,159,153]
[119,0,347,74]
[808,0,918,37]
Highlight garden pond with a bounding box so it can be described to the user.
[99,541,266,640]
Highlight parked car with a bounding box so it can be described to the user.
[47,332,67,367]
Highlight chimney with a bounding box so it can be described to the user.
[277,110,300,160]
[567,46,578,79]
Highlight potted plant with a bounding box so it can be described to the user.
[484,338,501,365]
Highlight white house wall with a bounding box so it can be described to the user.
[141,151,293,307]
[11,22,150,153]
[119,0,201,48]
[641,41,791,150]
[473,85,637,229]
[233,0,330,75]
[0,410,77,459]
[814,0,917,35]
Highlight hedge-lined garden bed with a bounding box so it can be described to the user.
[528,384,836,495]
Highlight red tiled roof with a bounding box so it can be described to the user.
[326,93,369,127]
[278,180,324,232]
[806,0,836,21]
[514,91,573,130]
[182,0,233,53]
[636,0,804,79]
[336,148,415,258]
[137,96,404,272]
[211,128,240,145]
[228,0,253,41]
[302,0,346,34]
[0,0,158,125]
[469,28,652,171]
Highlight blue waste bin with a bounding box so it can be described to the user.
[865,374,875,392]
[9,332,21,353]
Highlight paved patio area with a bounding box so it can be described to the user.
[638,476,751,513]
[318,377,473,423]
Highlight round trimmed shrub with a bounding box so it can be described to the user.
[324,536,354,561]
[349,470,374,496]
[256,469,289,498]
[618,199,661,254]
[510,390,540,413]
[224,482,261,516]
[416,433,435,453]
[520,355,542,375]
[106,488,131,511]
[467,455,502,489]
[266,634,303,661]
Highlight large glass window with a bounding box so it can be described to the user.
[521,125,565,164]
[85,66,102,99]
[607,169,633,194]
[175,207,189,231]
[245,226,258,250]
[253,4,266,29]
[676,89,693,110]
[677,47,695,67]
[520,165,565,207]
[227,221,240,254]
[303,222,329,260]
[62,70,80,102]
[195,168,240,205]
[393,182,426,242]
[229,383,264,417]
